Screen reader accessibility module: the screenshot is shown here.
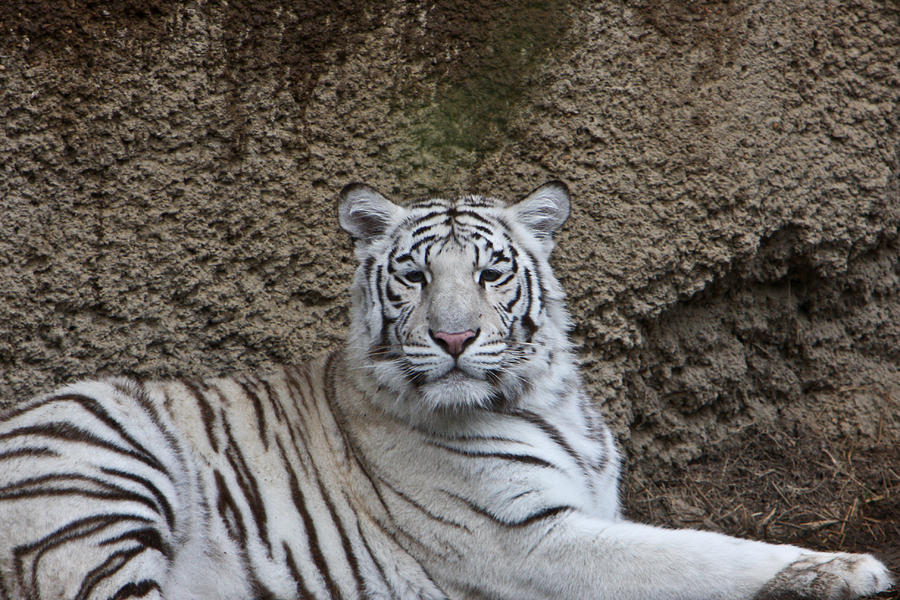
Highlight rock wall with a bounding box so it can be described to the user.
[1,0,898,574]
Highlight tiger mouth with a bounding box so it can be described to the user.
[417,364,482,385]
[436,365,503,387]
[443,367,468,380]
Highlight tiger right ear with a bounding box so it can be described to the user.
[338,183,405,242]
[511,180,571,238]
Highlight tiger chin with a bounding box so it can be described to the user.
[0,181,893,600]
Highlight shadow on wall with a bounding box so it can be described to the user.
[1,0,573,173]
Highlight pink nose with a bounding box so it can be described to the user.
[431,329,477,357]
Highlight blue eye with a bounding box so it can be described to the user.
[404,270,426,284]
[480,269,502,284]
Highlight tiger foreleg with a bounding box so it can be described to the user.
[455,513,892,599]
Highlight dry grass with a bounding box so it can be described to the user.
[622,420,899,599]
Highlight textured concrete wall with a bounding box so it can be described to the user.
[1,0,898,571]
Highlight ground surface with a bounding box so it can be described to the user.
[1,0,898,594]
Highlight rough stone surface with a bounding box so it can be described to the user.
[1,0,898,581]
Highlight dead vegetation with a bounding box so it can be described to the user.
[623,396,900,599]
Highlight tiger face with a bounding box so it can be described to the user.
[339,182,571,416]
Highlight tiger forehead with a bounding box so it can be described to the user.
[399,196,509,237]
[389,200,514,265]
[405,193,505,211]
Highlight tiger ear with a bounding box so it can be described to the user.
[338,183,405,242]
[511,181,570,237]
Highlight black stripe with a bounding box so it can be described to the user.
[283,542,318,600]
[8,394,168,475]
[362,255,376,280]
[410,234,437,252]
[222,415,272,557]
[277,439,342,599]
[522,314,538,339]
[280,370,326,475]
[461,194,495,205]
[385,281,401,303]
[109,580,161,600]
[353,518,394,599]
[0,447,58,460]
[412,223,437,237]
[409,210,448,227]
[0,570,9,600]
[435,433,529,444]
[504,283,522,312]
[370,510,453,565]
[447,208,493,225]
[294,368,334,449]
[315,472,366,598]
[395,306,413,336]
[423,240,436,263]
[407,200,449,211]
[427,441,557,470]
[283,416,313,478]
[495,272,516,287]
[521,268,534,323]
[111,382,186,482]
[98,527,168,555]
[15,514,152,598]
[259,377,286,423]
[365,256,379,314]
[75,545,145,600]
[213,469,247,542]
[324,355,463,568]
[386,243,400,267]
[476,348,506,358]
[442,490,572,528]
[237,377,269,450]
[511,410,589,475]
[377,474,471,532]
[99,467,176,531]
[248,572,278,600]
[289,368,366,596]
[0,423,164,475]
[180,381,219,452]
[522,248,545,315]
[454,229,489,246]
[375,267,387,332]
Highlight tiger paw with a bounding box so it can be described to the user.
[756,552,894,599]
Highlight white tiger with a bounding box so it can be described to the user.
[0,181,893,600]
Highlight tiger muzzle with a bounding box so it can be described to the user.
[429,329,479,358]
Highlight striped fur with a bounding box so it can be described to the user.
[0,182,892,599]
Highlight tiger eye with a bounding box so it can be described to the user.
[404,270,426,284]
[479,269,502,284]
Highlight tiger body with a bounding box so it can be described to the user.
[0,182,892,600]
[0,361,446,600]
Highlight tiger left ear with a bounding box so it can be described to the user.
[338,183,405,242]
[511,181,571,237]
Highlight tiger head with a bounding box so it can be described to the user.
[339,182,574,422]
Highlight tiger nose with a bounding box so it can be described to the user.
[430,329,478,357]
